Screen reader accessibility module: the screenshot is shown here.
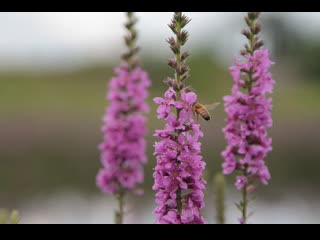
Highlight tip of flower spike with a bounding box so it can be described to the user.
[122,12,140,70]
[248,12,260,21]
[241,12,264,55]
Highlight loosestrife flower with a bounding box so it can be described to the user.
[153,12,206,224]
[97,66,150,194]
[96,12,151,224]
[221,12,275,224]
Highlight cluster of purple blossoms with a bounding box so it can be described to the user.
[97,66,151,194]
[222,48,275,190]
[153,88,206,224]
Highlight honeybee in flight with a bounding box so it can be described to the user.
[193,102,220,121]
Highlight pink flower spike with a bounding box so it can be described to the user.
[222,48,274,188]
[97,66,151,195]
[153,12,206,224]
[221,12,275,224]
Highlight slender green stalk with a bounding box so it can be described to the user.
[214,173,226,224]
[115,190,125,224]
[241,169,248,224]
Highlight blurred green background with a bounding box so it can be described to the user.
[0,12,320,223]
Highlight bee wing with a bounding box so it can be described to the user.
[204,102,220,111]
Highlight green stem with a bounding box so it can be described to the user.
[214,173,226,224]
[249,31,254,55]
[241,169,248,224]
[241,186,248,224]
[115,191,125,224]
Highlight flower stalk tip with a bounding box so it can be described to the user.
[122,12,140,70]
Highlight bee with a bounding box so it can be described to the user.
[193,102,220,121]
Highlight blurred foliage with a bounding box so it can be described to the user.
[0,209,19,224]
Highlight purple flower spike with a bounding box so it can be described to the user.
[222,12,275,224]
[97,66,151,195]
[222,48,274,187]
[153,12,206,224]
[96,13,151,206]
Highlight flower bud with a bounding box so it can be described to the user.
[181,51,190,61]
[241,29,251,39]
[168,58,177,69]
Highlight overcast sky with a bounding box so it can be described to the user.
[0,12,318,70]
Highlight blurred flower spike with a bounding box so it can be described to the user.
[96,12,151,224]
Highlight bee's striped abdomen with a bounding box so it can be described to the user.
[194,103,211,121]
[199,109,210,121]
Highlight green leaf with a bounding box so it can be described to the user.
[235,202,243,212]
